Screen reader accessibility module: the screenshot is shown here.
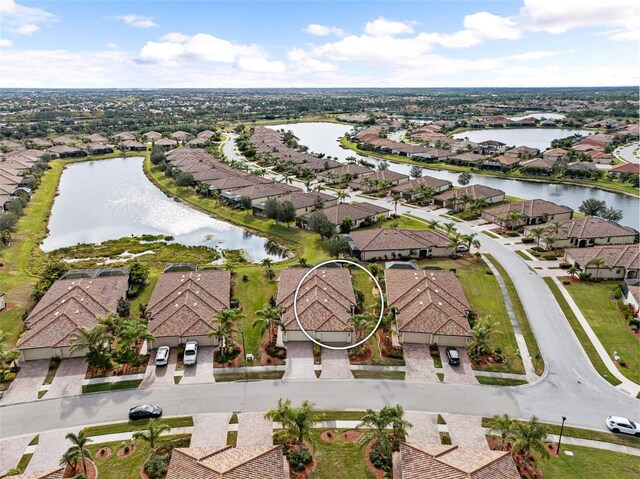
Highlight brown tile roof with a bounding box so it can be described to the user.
[348,228,449,252]
[565,245,640,270]
[323,164,374,177]
[391,175,452,193]
[171,131,190,140]
[47,145,84,155]
[197,130,216,139]
[551,217,638,241]
[483,199,573,219]
[17,276,128,350]
[51,135,75,145]
[277,267,355,332]
[302,202,389,225]
[610,163,640,174]
[274,191,335,210]
[115,132,137,141]
[155,138,178,147]
[491,155,522,167]
[385,269,471,336]
[520,157,556,169]
[566,161,596,171]
[166,446,284,479]
[147,270,231,339]
[542,147,568,158]
[433,184,504,202]
[353,169,409,184]
[228,182,299,200]
[143,131,163,139]
[398,443,519,479]
[121,139,146,148]
[6,468,65,479]
[451,153,487,164]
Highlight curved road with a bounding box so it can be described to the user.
[1,137,638,440]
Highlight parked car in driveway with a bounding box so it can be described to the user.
[606,416,640,436]
[446,347,460,366]
[155,346,170,366]
[456,245,469,253]
[129,405,162,421]
[183,340,198,366]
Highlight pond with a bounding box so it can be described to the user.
[41,157,285,261]
[507,112,565,121]
[452,127,592,151]
[268,122,639,230]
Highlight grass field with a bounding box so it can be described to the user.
[564,281,639,383]
[82,416,193,437]
[540,445,640,479]
[543,278,622,386]
[309,429,376,479]
[82,379,143,394]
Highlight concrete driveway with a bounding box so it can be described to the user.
[443,414,489,450]
[1,360,49,405]
[439,347,477,384]
[405,412,439,444]
[320,346,353,379]
[139,349,177,388]
[181,346,214,385]
[26,427,81,473]
[191,413,231,447]
[236,412,273,447]
[45,358,87,399]
[403,344,437,382]
[283,342,316,379]
[0,434,32,475]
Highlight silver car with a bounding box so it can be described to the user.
[183,340,198,366]
[155,346,170,366]
[606,416,640,437]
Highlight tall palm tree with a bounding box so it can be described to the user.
[443,221,457,235]
[529,227,546,248]
[544,235,556,252]
[133,421,170,460]
[391,193,402,215]
[261,257,273,272]
[350,312,374,344]
[336,190,348,204]
[462,233,478,251]
[265,398,317,448]
[507,210,522,231]
[469,315,499,356]
[495,215,507,232]
[59,449,79,473]
[488,414,515,451]
[210,308,243,354]
[511,416,550,468]
[447,232,465,259]
[64,431,92,477]
[357,405,412,463]
[546,219,564,237]
[426,219,440,230]
[253,306,283,346]
[70,325,111,370]
[98,313,120,351]
[586,256,608,280]
[116,318,155,365]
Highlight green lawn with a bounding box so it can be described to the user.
[82,416,193,437]
[485,254,545,375]
[475,376,527,386]
[544,278,622,386]
[309,429,376,479]
[418,256,525,375]
[540,445,640,479]
[564,281,639,383]
[214,370,284,381]
[82,379,142,394]
[87,434,190,479]
[352,370,405,380]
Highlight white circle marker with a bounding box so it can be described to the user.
[292,259,385,350]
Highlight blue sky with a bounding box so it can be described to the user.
[0,0,638,87]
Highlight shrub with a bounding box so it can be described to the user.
[531,246,545,253]
[506,231,519,237]
[3,372,16,381]
[562,280,571,285]
[265,344,287,360]
[493,354,504,363]
[612,286,623,300]
[242,274,249,282]
[6,467,21,475]
[485,269,494,275]
[558,262,571,269]
[618,359,627,367]
[448,268,457,274]
[578,272,591,281]
[440,433,452,445]
[521,237,535,243]
[288,447,312,472]
[543,253,558,261]
[215,347,241,364]
[144,453,170,479]
[369,448,391,471]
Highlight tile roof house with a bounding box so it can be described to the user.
[519,157,557,175]
[196,130,216,140]
[5,468,65,479]
[166,445,285,479]
[482,199,573,228]
[433,185,505,212]
[51,135,75,146]
[17,275,129,361]
[390,175,452,200]
[86,133,109,144]
[171,131,190,141]
[146,270,231,349]
[299,202,390,232]
[120,139,147,151]
[277,267,356,343]
[221,182,300,208]
[565,245,640,280]
[254,191,337,217]
[344,228,451,261]
[350,170,409,191]
[115,132,137,141]
[526,217,638,248]
[447,152,488,166]
[155,138,179,149]
[46,145,87,158]
[393,443,519,479]
[318,164,374,184]
[385,269,472,347]
[481,155,522,170]
[609,163,640,177]
[143,131,163,140]
[504,145,540,158]
[542,147,568,160]
[84,142,114,155]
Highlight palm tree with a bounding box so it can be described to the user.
[495,215,507,232]
[357,405,412,464]
[543,235,556,252]
[98,314,120,351]
[59,449,79,473]
[546,219,564,237]
[391,193,402,214]
[336,190,348,204]
[116,318,155,365]
[265,398,317,448]
[462,233,478,251]
[443,221,457,235]
[0,331,20,369]
[488,414,515,451]
[64,431,92,477]
[469,315,499,356]
[426,219,440,230]
[350,312,374,344]
[210,308,243,354]
[253,306,283,346]
[586,256,608,280]
[507,210,522,231]
[281,173,293,184]
[133,421,170,460]
[447,232,465,258]
[70,325,111,370]
[511,416,550,468]
[261,257,273,272]
[529,227,546,248]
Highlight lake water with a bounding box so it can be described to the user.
[507,112,566,121]
[452,128,592,151]
[41,157,284,261]
[269,122,639,230]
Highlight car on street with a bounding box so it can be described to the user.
[606,416,640,436]
[129,405,162,421]
[446,347,460,366]
[456,245,469,253]
[183,340,198,366]
[155,346,170,366]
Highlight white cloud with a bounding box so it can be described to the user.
[161,32,191,43]
[237,57,286,73]
[288,48,338,72]
[0,0,57,34]
[364,17,415,37]
[0,38,14,47]
[106,42,118,49]
[114,14,158,28]
[304,24,345,37]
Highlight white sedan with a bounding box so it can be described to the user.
[154,346,170,366]
[606,416,640,437]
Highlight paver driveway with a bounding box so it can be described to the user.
[236,412,273,446]
[139,348,177,388]
[443,414,489,450]
[282,342,316,379]
[405,412,440,444]
[27,428,81,473]
[403,344,437,382]
[45,358,87,399]
[181,346,214,385]
[0,434,32,475]
[320,346,353,379]
[191,413,231,447]
[1,359,49,405]
[439,347,477,384]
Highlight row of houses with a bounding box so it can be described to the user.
[0,149,49,210]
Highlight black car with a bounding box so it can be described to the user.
[128,405,163,421]
[446,347,460,366]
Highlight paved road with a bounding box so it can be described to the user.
[616,142,639,164]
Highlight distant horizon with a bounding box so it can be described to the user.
[0,86,637,91]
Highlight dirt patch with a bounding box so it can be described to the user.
[364,440,386,479]
[320,429,336,442]
[64,459,98,479]
[341,430,360,443]
[117,443,136,457]
[96,446,112,458]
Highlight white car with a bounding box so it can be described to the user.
[606,416,640,437]
[154,346,170,366]
[183,340,198,366]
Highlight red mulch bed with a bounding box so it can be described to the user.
[471,353,507,368]
[117,443,136,457]
[320,429,336,442]
[364,440,386,479]
[288,441,316,479]
[349,344,373,364]
[85,359,148,379]
[341,430,360,443]
[377,331,404,363]
[261,336,286,366]
[64,459,98,479]
[489,439,546,479]
[96,446,112,458]
[214,344,242,368]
